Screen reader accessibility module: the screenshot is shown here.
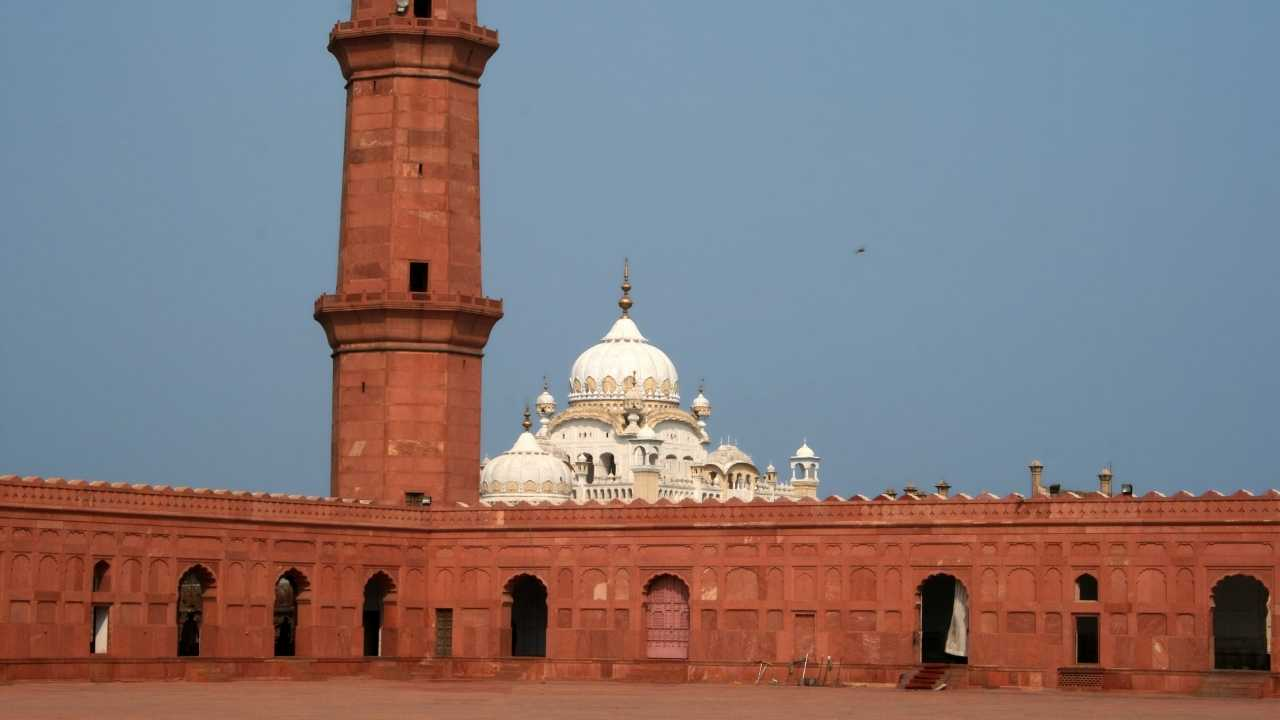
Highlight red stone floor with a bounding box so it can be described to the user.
[1,679,1275,720]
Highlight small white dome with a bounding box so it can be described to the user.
[707,443,754,468]
[569,316,679,404]
[766,463,776,473]
[536,388,555,406]
[480,431,573,502]
[636,425,658,441]
[691,390,710,410]
[793,441,817,459]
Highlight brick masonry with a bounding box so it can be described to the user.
[0,475,1277,695]
[1,0,1277,697]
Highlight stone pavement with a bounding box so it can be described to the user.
[1,679,1275,720]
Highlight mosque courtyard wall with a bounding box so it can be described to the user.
[3,1,1278,699]
[1,474,1276,695]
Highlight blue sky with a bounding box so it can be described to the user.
[1,1,1277,498]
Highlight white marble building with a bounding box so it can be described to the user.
[480,264,819,505]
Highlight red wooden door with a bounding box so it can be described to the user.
[646,576,690,659]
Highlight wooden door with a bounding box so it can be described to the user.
[646,576,690,659]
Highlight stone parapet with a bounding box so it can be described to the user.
[329,17,499,85]
[3,474,1278,533]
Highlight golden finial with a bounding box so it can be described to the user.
[618,258,633,317]
[521,404,532,431]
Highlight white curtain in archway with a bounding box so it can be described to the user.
[945,583,969,657]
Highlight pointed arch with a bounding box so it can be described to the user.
[148,559,170,594]
[274,568,310,657]
[177,564,216,657]
[503,573,548,657]
[66,556,86,592]
[92,559,111,592]
[916,573,969,664]
[1075,573,1099,602]
[362,571,396,657]
[1211,574,1270,671]
[644,574,690,659]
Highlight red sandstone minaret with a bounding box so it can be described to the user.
[315,0,502,506]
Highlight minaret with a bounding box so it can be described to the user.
[314,0,503,505]
[790,441,821,499]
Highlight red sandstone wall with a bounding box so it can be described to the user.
[0,476,1277,693]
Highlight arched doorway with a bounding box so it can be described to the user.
[92,560,111,592]
[1212,575,1270,671]
[274,571,307,657]
[363,572,395,657]
[644,574,690,659]
[507,574,547,657]
[177,566,214,657]
[918,574,968,664]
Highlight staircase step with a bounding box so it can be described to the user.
[1195,673,1268,699]
[902,664,950,691]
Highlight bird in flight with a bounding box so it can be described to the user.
[855,246,867,255]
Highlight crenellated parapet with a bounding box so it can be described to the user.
[0,475,430,530]
[5,473,1278,533]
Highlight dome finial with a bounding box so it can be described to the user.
[521,404,532,431]
[542,375,549,392]
[618,258,633,317]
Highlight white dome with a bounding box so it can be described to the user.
[707,443,754,468]
[691,390,710,410]
[793,441,817,459]
[536,388,555,407]
[480,431,573,502]
[569,317,679,404]
[636,425,658,441]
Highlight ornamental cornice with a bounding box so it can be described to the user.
[2,475,1278,534]
[645,407,701,429]
[545,406,626,435]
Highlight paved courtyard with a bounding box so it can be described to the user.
[1,679,1274,720]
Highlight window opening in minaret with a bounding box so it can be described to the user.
[409,262,429,293]
[414,0,432,19]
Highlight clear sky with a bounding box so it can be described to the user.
[1,1,1277,499]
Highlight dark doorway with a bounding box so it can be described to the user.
[91,605,109,654]
[413,0,432,19]
[919,574,968,664]
[92,560,110,592]
[1075,615,1100,664]
[434,608,453,657]
[1213,575,1270,671]
[177,566,213,657]
[273,573,302,657]
[1076,574,1099,602]
[509,575,547,657]
[363,573,394,657]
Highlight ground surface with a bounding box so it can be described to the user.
[1,679,1275,720]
